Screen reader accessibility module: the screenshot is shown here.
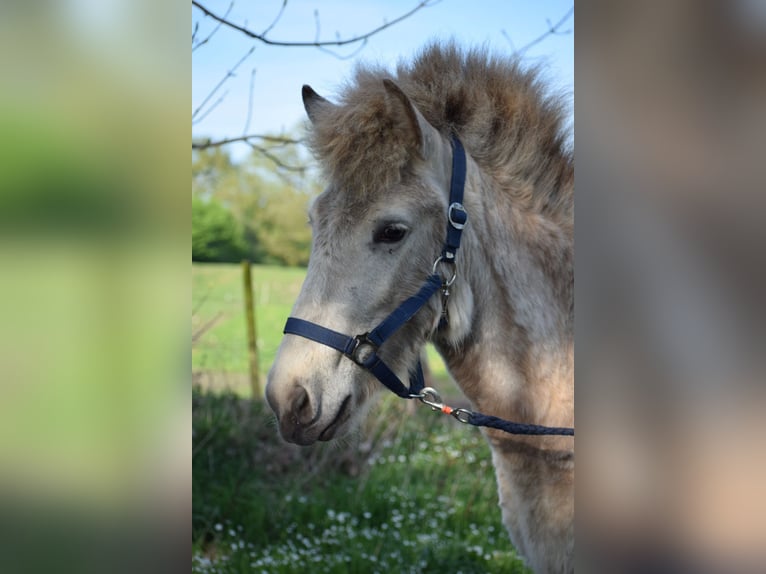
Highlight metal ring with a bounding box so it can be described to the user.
[350,333,378,366]
[451,408,472,424]
[432,256,457,286]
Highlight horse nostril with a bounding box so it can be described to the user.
[290,385,316,426]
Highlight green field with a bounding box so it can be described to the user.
[192,262,451,395]
[192,263,528,573]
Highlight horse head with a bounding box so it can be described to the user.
[265,80,472,445]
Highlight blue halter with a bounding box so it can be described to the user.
[283,134,574,437]
[284,135,467,399]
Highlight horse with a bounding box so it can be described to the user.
[265,42,574,574]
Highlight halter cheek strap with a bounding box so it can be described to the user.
[443,135,467,262]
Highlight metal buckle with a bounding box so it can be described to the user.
[350,333,378,366]
[448,202,467,230]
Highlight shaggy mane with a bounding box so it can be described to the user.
[305,41,573,224]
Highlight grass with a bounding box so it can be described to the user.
[192,386,529,574]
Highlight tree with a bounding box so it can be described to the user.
[192,137,318,266]
[192,196,248,262]
[249,181,313,267]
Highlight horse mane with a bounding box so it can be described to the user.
[305,41,573,226]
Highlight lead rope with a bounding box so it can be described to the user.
[411,387,574,436]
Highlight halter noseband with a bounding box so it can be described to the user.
[283,134,574,437]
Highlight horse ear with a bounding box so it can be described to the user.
[302,84,331,123]
[382,79,426,158]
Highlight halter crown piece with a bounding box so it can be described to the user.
[283,135,574,437]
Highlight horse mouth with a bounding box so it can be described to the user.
[318,395,352,441]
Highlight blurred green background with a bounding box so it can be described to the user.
[0,2,187,573]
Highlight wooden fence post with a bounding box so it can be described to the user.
[242,260,260,398]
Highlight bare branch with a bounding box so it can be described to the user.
[242,68,257,136]
[500,29,516,53]
[247,143,307,174]
[192,89,228,125]
[193,134,303,150]
[513,5,574,56]
[262,0,288,37]
[191,0,437,48]
[192,0,441,150]
[192,0,234,52]
[192,46,255,121]
[317,38,369,60]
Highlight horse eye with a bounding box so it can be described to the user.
[374,224,408,244]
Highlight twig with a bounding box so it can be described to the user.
[192,0,437,48]
[192,90,228,125]
[500,29,516,53]
[192,46,255,121]
[513,6,574,56]
[193,134,303,150]
[317,39,368,60]
[192,0,234,52]
[261,0,288,37]
[313,9,321,43]
[242,68,257,135]
[247,142,306,174]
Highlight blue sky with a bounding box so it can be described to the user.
[192,0,573,158]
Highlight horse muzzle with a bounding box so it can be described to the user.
[265,374,353,446]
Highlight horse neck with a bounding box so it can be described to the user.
[436,162,574,430]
